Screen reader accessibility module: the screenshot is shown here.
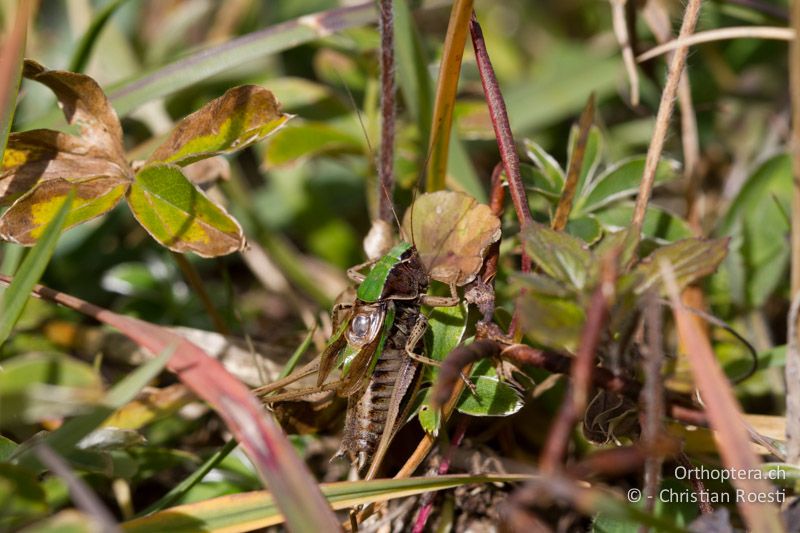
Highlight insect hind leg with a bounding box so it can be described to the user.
[403,313,476,393]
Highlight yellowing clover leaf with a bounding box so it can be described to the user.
[128,164,244,257]
[0,62,290,257]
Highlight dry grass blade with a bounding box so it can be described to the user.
[791,4,800,297]
[637,26,794,63]
[660,261,784,532]
[631,0,702,233]
[786,292,800,463]
[609,0,639,106]
[552,94,595,231]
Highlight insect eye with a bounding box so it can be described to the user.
[346,307,384,347]
[352,314,371,337]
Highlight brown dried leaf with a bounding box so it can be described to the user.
[23,60,125,164]
[0,176,128,245]
[0,129,128,205]
[401,191,501,286]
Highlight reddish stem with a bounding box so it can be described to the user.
[378,0,396,223]
[469,12,532,269]
[539,261,613,474]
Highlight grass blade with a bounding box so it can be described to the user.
[69,0,134,73]
[0,192,72,346]
[425,0,474,192]
[661,260,784,532]
[107,3,378,116]
[122,474,533,532]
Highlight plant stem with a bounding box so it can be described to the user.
[425,0,474,192]
[171,252,230,335]
[631,0,703,233]
[539,257,614,474]
[469,12,531,233]
[378,0,396,223]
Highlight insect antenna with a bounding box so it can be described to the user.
[338,71,408,247]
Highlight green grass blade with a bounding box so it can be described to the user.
[107,3,378,116]
[0,192,73,347]
[137,438,238,517]
[69,0,134,73]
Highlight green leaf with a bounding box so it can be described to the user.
[523,139,565,193]
[0,463,49,529]
[575,156,680,215]
[0,176,128,245]
[0,192,72,346]
[517,291,586,352]
[717,153,791,307]
[0,434,18,461]
[593,202,693,243]
[633,237,729,295]
[127,164,244,257]
[68,0,134,73]
[427,303,469,363]
[147,85,290,167]
[394,0,434,144]
[566,215,602,244]
[504,43,621,132]
[521,222,593,291]
[457,375,523,417]
[520,164,562,201]
[263,121,362,167]
[416,388,441,436]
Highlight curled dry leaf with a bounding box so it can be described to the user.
[146,85,291,167]
[0,129,128,205]
[22,60,126,165]
[0,176,128,245]
[401,191,501,286]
